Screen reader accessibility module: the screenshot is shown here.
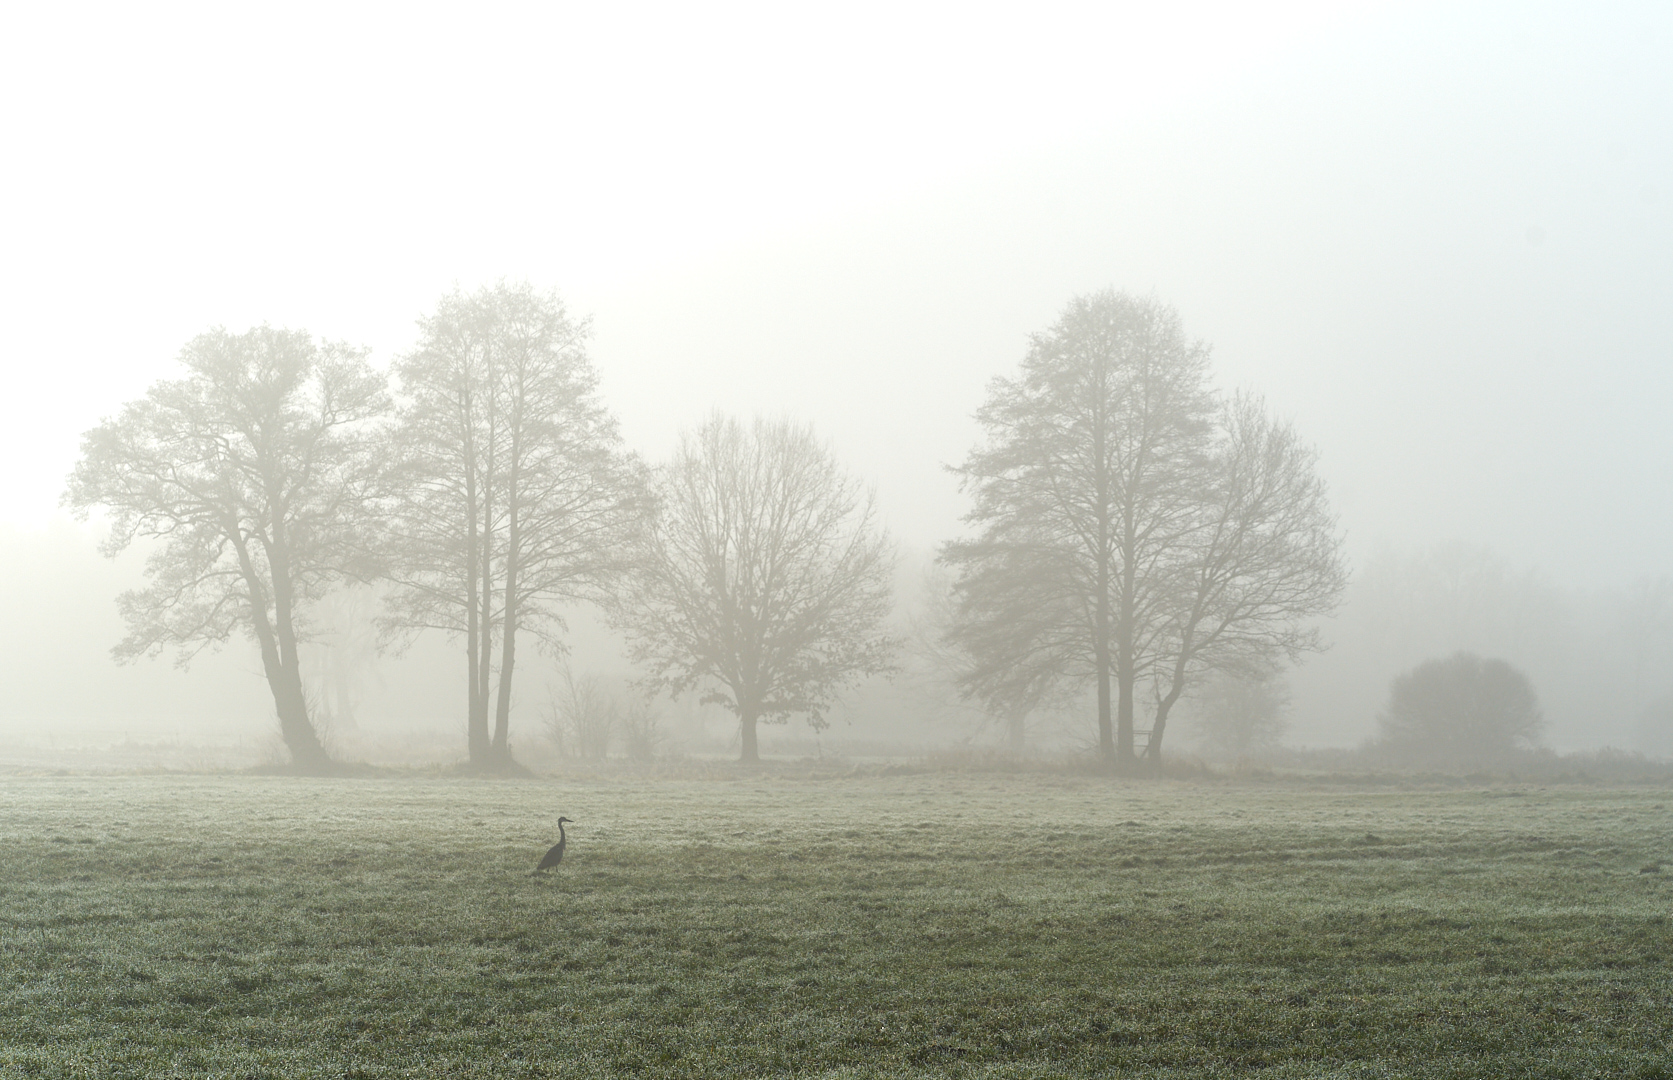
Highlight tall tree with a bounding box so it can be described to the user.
[944,293,1344,770]
[65,326,388,771]
[382,283,643,770]
[611,415,897,762]
[944,291,1216,767]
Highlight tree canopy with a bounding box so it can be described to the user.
[61,286,1354,772]
[944,291,1345,768]
[65,326,388,770]
[611,415,897,762]
[381,282,646,769]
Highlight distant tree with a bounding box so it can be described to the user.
[944,291,1218,768]
[945,295,1344,770]
[1139,394,1346,762]
[381,283,645,770]
[1636,693,1673,760]
[611,415,898,762]
[65,327,388,771]
[301,583,384,734]
[1190,670,1291,757]
[1376,652,1543,768]
[1616,575,1673,716]
[617,698,665,762]
[899,562,1042,753]
[545,667,617,761]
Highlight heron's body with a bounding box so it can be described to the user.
[535,817,572,872]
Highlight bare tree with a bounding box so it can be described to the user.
[1140,394,1347,762]
[543,668,663,761]
[382,283,645,770]
[944,291,1216,768]
[945,294,1344,770]
[545,667,617,761]
[64,326,388,771]
[612,415,898,762]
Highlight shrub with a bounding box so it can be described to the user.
[546,669,617,760]
[1375,651,1542,769]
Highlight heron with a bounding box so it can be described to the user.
[534,817,573,873]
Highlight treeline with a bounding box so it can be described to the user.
[67,283,1346,775]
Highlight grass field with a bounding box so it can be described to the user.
[2,770,1671,1078]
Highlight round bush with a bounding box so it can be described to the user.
[1377,651,1543,768]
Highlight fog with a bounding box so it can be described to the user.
[3,2,1670,765]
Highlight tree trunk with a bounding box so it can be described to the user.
[473,509,495,767]
[1093,396,1116,768]
[1147,700,1174,772]
[1145,650,1191,772]
[274,660,329,770]
[1117,666,1136,772]
[271,532,330,771]
[739,708,760,763]
[471,389,498,769]
[1096,566,1115,765]
[465,453,489,767]
[492,436,522,768]
[272,616,328,770]
[1116,520,1137,772]
[492,624,516,765]
[253,621,327,769]
[233,531,328,771]
[492,588,517,767]
[465,645,488,764]
[1096,657,1116,764]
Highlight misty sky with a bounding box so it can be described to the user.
[1,2,1669,745]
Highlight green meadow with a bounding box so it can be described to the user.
[2,770,1670,1077]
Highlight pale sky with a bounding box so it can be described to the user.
[4,1,1668,585]
[1,1,1670,744]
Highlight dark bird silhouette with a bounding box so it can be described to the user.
[535,817,573,873]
